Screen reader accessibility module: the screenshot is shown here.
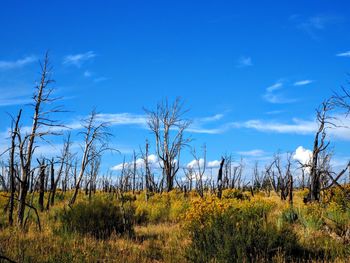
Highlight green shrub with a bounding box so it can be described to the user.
[280,206,298,224]
[186,205,301,263]
[298,204,324,232]
[60,199,134,239]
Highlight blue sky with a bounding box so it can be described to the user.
[1,1,350,176]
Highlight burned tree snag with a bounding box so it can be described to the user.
[38,159,46,212]
[8,109,22,226]
[217,158,225,199]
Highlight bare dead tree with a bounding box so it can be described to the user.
[183,166,194,193]
[69,110,112,206]
[0,163,8,192]
[8,109,22,225]
[190,144,206,198]
[50,133,71,206]
[265,153,294,202]
[45,158,54,210]
[307,100,335,202]
[217,158,225,199]
[231,158,243,189]
[252,161,264,191]
[222,153,232,189]
[140,140,157,200]
[37,159,46,212]
[16,52,64,227]
[145,98,191,192]
[87,150,101,200]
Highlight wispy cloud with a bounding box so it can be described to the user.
[237,149,266,157]
[0,97,32,107]
[236,56,253,68]
[199,114,224,122]
[235,118,316,134]
[294,79,313,86]
[0,86,35,107]
[63,51,96,67]
[291,14,343,39]
[95,113,147,126]
[232,114,350,141]
[336,51,350,57]
[83,70,92,77]
[265,110,284,115]
[266,82,283,92]
[188,113,229,134]
[94,77,109,83]
[0,55,36,70]
[263,81,297,104]
[10,112,229,135]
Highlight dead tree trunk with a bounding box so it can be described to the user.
[8,109,22,226]
[38,160,46,212]
[307,100,333,202]
[217,158,225,199]
[17,52,62,227]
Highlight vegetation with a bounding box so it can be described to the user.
[0,189,349,262]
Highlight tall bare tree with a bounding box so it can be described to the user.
[307,100,335,201]
[217,158,225,199]
[190,144,206,198]
[145,98,191,192]
[8,109,22,225]
[50,134,71,206]
[16,52,63,226]
[69,110,112,206]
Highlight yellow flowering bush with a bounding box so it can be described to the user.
[134,191,190,224]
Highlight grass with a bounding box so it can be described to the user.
[0,189,349,262]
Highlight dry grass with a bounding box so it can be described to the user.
[0,189,349,262]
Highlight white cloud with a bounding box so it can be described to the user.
[266,82,283,92]
[111,154,159,171]
[232,114,350,141]
[207,160,221,168]
[0,97,32,107]
[293,146,312,165]
[294,80,313,86]
[238,149,265,157]
[188,113,228,134]
[263,81,297,104]
[63,51,96,67]
[0,56,36,70]
[199,114,224,122]
[336,51,350,57]
[237,56,252,68]
[187,158,205,169]
[187,127,225,134]
[239,118,316,134]
[95,113,147,126]
[263,93,297,104]
[292,14,343,38]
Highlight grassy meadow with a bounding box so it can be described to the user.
[0,188,350,262]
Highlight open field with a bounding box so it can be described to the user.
[0,188,349,262]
